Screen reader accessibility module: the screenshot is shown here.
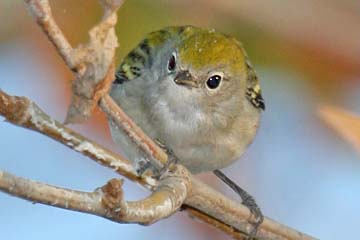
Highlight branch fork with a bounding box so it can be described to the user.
[102,165,191,224]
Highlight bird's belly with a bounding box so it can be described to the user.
[164,133,240,173]
[109,115,241,174]
[109,84,243,174]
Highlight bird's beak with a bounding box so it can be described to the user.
[174,70,199,88]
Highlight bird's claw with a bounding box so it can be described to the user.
[135,139,179,179]
[242,195,264,239]
[135,158,152,177]
[213,170,263,240]
[153,139,179,179]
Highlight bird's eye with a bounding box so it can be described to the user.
[168,53,176,72]
[206,75,222,89]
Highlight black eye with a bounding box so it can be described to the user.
[206,75,222,89]
[168,54,176,72]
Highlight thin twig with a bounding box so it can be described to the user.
[24,0,75,68]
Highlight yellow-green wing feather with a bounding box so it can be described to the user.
[245,60,265,110]
[236,41,265,110]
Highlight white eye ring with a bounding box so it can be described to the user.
[206,72,224,90]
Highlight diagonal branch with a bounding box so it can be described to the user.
[24,0,75,68]
[0,89,154,187]
[100,95,168,169]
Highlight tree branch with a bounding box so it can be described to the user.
[0,88,315,240]
[0,0,320,239]
[0,90,154,188]
[100,95,168,169]
[0,165,190,225]
[24,0,75,68]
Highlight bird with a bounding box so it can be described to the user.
[109,25,265,238]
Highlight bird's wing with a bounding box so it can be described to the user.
[245,60,265,110]
[113,38,151,84]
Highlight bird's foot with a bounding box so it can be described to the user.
[241,190,264,239]
[213,170,263,240]
[153,139,179,180]
[135,157,152,177]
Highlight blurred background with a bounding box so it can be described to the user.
[1,0,360,239]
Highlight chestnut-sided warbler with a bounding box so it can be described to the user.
[109,25,265,237]
[110,25,264,172]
